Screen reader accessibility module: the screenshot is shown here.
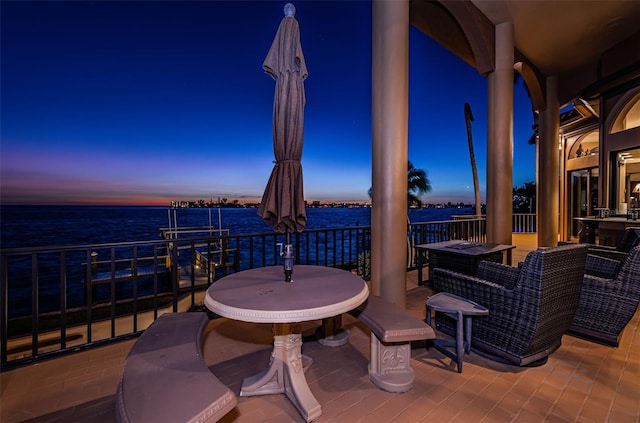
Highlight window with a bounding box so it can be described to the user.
[569,132,599,159]
[613,148,640,212]
[611,93,640,133]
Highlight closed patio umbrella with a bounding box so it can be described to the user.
[257,3,307,282]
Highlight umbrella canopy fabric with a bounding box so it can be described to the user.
[258,4,308,234]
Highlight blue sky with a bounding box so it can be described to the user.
[1,0,535,206]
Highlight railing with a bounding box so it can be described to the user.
[1,218,489,370]
[512,213,536,233]
[452,213,536,233]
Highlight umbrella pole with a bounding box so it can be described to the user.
[284,230,294,282]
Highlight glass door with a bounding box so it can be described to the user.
[569,169,598,237]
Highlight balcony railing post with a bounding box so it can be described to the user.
[31,253,39,359]
[59,252,67,351]
[1,254,8,365]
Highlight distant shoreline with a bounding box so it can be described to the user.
[2,202,480,209]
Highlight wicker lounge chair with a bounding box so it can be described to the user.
[561,227,640,262]
[568,246,640,347]
[432,244,588,366]
[589,226,640,260]
[616,227,640,251]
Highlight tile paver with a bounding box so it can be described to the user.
[2,234,639,422]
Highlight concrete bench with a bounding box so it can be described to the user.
[350,295,435,392]
[116,312,237,423]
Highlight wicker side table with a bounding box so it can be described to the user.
[426,292,489,372]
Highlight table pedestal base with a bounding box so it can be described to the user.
[240,323,321,422]
[316,315,350,347]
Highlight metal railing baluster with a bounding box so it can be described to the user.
[1,217,506,370]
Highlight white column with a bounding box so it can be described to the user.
[558,133,567,241]
[538,75,559,246]
[486,22,514,245]
[371,0,409,307]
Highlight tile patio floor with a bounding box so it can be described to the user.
[2,235,639,422]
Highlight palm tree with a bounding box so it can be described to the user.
[464,103,482,216]
[368,161,431,208]
[407,161,431,208]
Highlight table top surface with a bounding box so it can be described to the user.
[415,240,515,256]
[204,265,369,323]
[574,216,630,223]
[426,292,489,315]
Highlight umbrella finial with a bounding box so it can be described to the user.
[284,3,296,17]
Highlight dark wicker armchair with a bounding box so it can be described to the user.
[568,246,640,347]
[561,227,640,262]
[432,244,588,366]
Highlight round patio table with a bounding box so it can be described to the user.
[204,265,368,423]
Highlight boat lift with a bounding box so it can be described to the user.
[159,208,239,288]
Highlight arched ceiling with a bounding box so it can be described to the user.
[411,0,640,75]
[468,0,640,76]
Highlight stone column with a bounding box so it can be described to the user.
[558,133,567,241]
[538,76,560,246]
[371,0,409,307]
[486,22,514,245]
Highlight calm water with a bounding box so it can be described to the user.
[1,205,468,318]
[0,205,466,249]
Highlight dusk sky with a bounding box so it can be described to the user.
[1,0,536,206]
